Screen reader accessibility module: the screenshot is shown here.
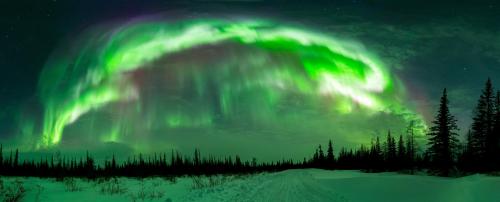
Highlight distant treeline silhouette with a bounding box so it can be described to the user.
[0,79,499,178]
[0,147,300,178]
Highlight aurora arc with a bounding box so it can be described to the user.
[38,18,426,148]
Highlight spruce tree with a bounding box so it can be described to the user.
[406,122,416,172]
[326,140,334,167]
[470,79,495,171]
[313,148,319,164]
[397,135,406,168]
[9,151,13,168]
[194,148,201,166]
[14,149,18,168]
[495,91,500,131]
[375,137,382,158]
[318,145,325,166]
[0,144,3,169]
[427,88,459,176]
[111,154,116,170]
[385,131,397,169]
[372,136,383,170]
[493,91,500,170]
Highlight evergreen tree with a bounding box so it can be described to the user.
[427,88,459,176]
[326,140,334,167]
[397,135,406,168]
[111,154,116,170]
[0,144,3,169]
[405,121,416,170]
[385,130,397,169]
[493,91,500,169]
[495,91,500,130]
[313,148,319,165]
[9,151,13,168]
[194,148,201,166]
[371,136,383,170]
[14,149,19,168]
[318,145,325,165]
[375,137,382,158]
[470,79,496,171]
[235,155,242,167]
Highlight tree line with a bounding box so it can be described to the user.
[307,130,421,173]
[0,79,498,178]
[308,78,500,176]
[0,147,300,178]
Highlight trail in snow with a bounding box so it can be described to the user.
[187,169,500,202]
[232,169,349,202]
[3,169,500,202]
[185,169,348,202]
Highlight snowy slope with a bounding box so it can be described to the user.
[1,169,500,202]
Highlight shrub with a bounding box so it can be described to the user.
[99,177,127,195]
[63,178,82,192]
[1,179,26,202]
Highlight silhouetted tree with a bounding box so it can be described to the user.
[9,150,13,168]
[0,144,3,170]
[493,91,500,170]
[14,149,18,168]
[111,154,117,170]
[326,140,334,168]
[318,145,325,165]
[405,121,417,171]
[385,130,397,169]
[427,88,459,176]
[470,79,496,171]
[235,155,242,168]
[313,148,319,164]
[397,135,406,169]
[194,148,201,166]
[370,136,383,171]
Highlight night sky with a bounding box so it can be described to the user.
[1,0,500,161]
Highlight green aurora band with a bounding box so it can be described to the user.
[38,18,427,150]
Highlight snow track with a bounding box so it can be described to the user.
[231,170,348,202]
[188,169,500,202]
[4,169,500,202]
[186,169,349,202]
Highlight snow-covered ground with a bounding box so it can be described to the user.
[1,169,500,202]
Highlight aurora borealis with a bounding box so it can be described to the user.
[2,1,500,161]
[35,18,426,154]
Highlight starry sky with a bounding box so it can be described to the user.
[1,0,500,161]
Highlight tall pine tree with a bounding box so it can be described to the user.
[385,130,396,169]
[371,136,383,171]
[470,79,496,171]
[397,135,406,169]
[493,91,500,169]
[427,88,459,176]
[326,140,334,168]
[318,144,325,166]
[405,122,417,172]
